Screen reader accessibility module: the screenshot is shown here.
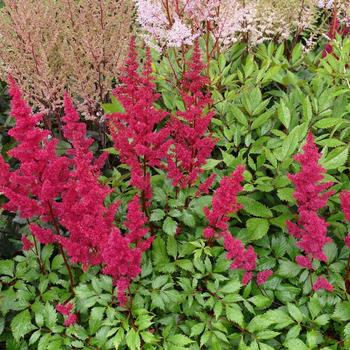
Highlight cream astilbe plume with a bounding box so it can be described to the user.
[0,0,132,120]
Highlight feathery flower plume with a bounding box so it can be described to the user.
[287,132,334,265]
[108,38,170,204]
[203,165,269,285]
[0,79,152,305]
[341,191,350,247]
[167,41,215,188]
[313,276,334,292]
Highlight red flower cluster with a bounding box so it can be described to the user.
[167,41,216,188]
[322,11,350,58]
[341,191,350,247]
[287,132,334,291]
[0,78,152,305]
[108,37,170,203]
[0,77,70,246]
[56,303,78,326]
[313,276,334,292]
[102,195,153,305]
[203,165,272,285]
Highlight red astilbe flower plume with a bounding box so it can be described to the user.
[340,191,350,247]
[102,195,153,305]
[167,41,216,189]
[341,191,350,222]
[0,79,153,305]
[108,37,170,204]
[287,132,334,264]
[0,77,69,244]
[55,94,118,266]
[313,276,334,292]
[203,165,265,285]
[287,132,335,292]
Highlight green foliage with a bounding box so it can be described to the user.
[1,37,350,348]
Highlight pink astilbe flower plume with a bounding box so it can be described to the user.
[55,94,117,267]
[0,78,153,306]
[167,41,216,188]
[108,38,170,204]
[313,276,334,292]
[287,132,334,265]
[56,302,78,326]
[21,235,33,251]
[203,165,270,285]
[102,195,153,305]
[341,191,350,247]
[0,77,69,244]
[341,191,350,222]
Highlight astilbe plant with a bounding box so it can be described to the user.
[0,78,152,306]
[108,37,171,206]
[287,132,335,291]
[203,165,272,285]
[167,41,216,189]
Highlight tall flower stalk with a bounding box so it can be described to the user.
[287,132,334,291]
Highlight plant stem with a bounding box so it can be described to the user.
[47,201,75,292]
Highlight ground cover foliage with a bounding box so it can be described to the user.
[0,1,350,349]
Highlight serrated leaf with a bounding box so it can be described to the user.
[277,260,302,278]
[287,303,304,323]
[166,236,177,258]
[190,323,205,337]
[238,196,273,218]
[333,301,350,321]
[246,218,269,241]
[314,117,345,128]
[0,259,14,276]
[150,209,165,222]
[126,329,141,350]
[226,304,244,327]
[168,334,193,346]
[284,338,308,350]
[278,101,291,129]
[162,217,177,236]
[11,309,36,341]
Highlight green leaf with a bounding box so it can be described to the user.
[277,260,302,278]
[162,217,177,236]
[0,259,14,276]
[238,196,273,218]
[246,218,269,241]
[11,309,36,341]
[284,338,308,350]
[333,301,350,321]
[202,159,222,170]
[190,323,205,337]
[168,334,193,346]
[150,209,165,222]
[166,236,177,258]
[181,211,196,227]
[220,280,241,293]
[176,259,193,271]
[287,303,304,323]
[126,329,141,350]
[249,295,272,309]
[308,295,322,319]
[278,101,291,129]
[322,146,348,170]
[44,303,57,329]
[226,304,244,327]
[102,96,125,114]
[251,109,274,130]
[256,330,280,340]
[314,117,345,128]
